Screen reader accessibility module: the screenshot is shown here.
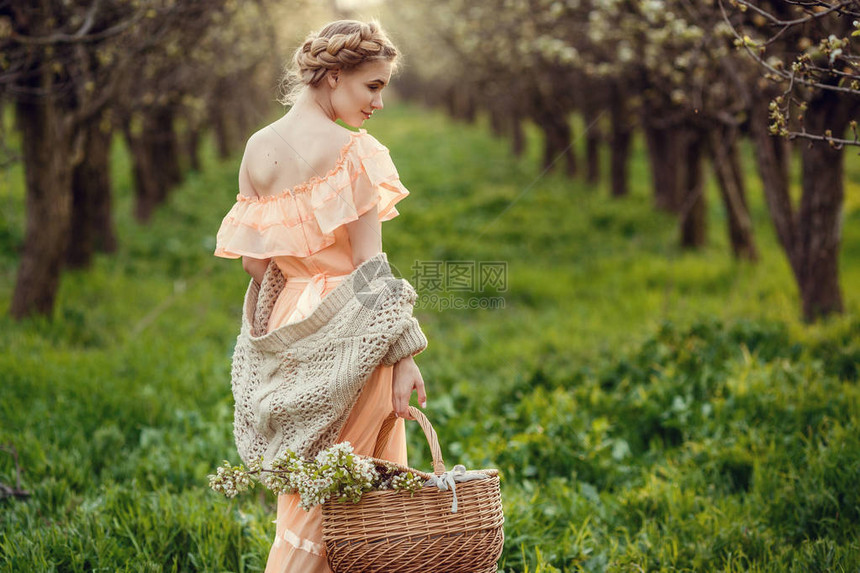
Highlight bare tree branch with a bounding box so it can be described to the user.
[718,0,860,95]
[9,7,144,46]
[732,0,858,25]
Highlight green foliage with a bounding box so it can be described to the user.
[1,104,859,571]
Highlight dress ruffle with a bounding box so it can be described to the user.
[214,129,409,259]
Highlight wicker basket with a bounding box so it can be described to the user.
[322,406,504,573]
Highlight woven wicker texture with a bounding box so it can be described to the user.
[322,407,504,573]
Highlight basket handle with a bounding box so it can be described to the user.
[373,406,447,475]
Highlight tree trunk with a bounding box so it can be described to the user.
[444,86,457,119]
[124,107,182,222]
[447,84,476,123]
[185,126,202,172]
[644,123,681,212]
[564,117,577,177]
[538,119,555,172]
[490,108,505,138]
[708,126,758,261]
[11,94,73,319]
[750,97,794,261]
[124,122,158,223]
[750,89,850,321]
[550,120,574,175]
[795,91,852,320]
[459,86,477,124]
[679,129,706,248]
[609,86,631,198]
[511,116,526,158]
[583,108,601,185]
[210,81,235,160]
[534,113,570,174]
[67,121,117,268]
[153,106,182,188]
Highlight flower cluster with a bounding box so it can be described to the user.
[208,460,256,498]
[208,442,427,509]
[390,471,424,496]
[262,450,307,496]
[299,442,380,510]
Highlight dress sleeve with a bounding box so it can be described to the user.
[214,131,410,260]
[310,132,410,236]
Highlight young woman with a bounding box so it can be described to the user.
[214,20,427,573]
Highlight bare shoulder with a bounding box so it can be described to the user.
[281,121,353,175]
[316,122,355,155]
[356,129,384,147]
[242,128,280,194]
[240,120,358,197]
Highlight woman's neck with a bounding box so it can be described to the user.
[289,87,336,123]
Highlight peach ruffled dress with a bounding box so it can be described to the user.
[215,129,410,573]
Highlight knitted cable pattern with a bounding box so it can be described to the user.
[230,253,427,467]
[251,263,285,336]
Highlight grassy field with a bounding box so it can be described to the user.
[1,102,859,572]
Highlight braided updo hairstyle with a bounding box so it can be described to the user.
[278,20,398,106]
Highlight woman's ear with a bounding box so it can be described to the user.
[327,70,339,89]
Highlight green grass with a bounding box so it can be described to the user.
[1,102,859,572]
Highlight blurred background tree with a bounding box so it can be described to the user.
[720,0,860,320]
[0,0,316,318]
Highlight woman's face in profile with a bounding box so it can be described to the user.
[329,60,394,128]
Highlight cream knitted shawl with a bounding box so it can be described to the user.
[230,253,428,467]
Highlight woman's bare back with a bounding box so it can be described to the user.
[240,116,353,199]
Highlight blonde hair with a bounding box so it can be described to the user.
[278,20,398,106]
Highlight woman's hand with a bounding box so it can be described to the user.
[391,355,426,419]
